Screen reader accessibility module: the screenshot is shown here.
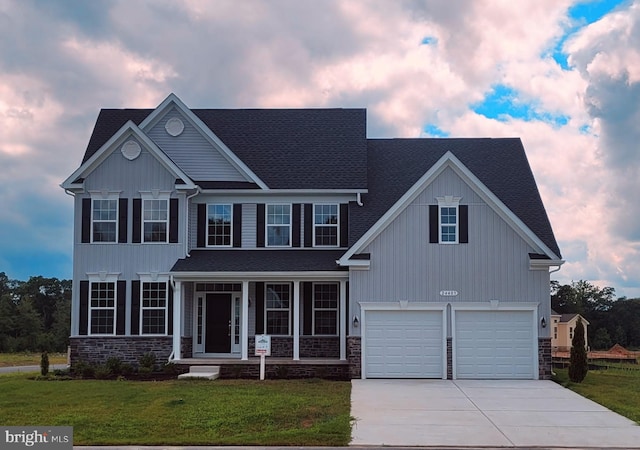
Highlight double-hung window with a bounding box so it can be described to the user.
[266,204,291,246]
[265,283,290,335]
[91,195,118,242]
[313,283,338,335]
[141,281,168,335]
[89,281,116,335]
[437,196,461,244]
[314,204,339,247]
[207,204,232,246]
[143,198,168,242]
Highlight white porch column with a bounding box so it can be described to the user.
[340,279,347,361]
[172,280,182,361]
[241,280,249,360]
[293,280,300,361]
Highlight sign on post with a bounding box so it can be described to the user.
[255,334,271,380]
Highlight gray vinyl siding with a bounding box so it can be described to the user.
[242,203,257,248]
[350,166,550,335]
[147,108,248,182]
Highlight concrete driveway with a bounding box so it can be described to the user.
[351,379,640,448]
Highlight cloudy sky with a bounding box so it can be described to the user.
[1,0,639,297]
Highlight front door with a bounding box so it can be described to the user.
[205,293,232,353]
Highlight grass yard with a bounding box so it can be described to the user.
[0,373,352,446]
[0,352,67,367]
[554,367,640,424]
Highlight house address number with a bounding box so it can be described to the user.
[439,290,459,297]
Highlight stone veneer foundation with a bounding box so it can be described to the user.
[538,337,552,380]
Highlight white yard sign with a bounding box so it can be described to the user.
[255,334,271,380]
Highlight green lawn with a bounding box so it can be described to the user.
[0,352,67,367]
[554,367,640,424]
[0,373,352,446]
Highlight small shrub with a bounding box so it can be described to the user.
[120,363,136,377]
[40,352,49,376]
[163,362,180,375]
[94,365,111,380]
[73,360,95,379]
[53,368,70,377]
[105,357,123,376]
[139,352,157,371]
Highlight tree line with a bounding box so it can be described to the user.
[0,272,71,353]
[551,280,640,350]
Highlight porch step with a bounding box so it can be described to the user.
[178,365,220,380]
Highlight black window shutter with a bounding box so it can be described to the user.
[116,280,126,335]
[292,204,301,247]
[81,198,91,243]
[131,280,140,335]
[167,283,174,335]
[197,203,206,248]
[429,205,439,243]
[340,203,349,247]
[256,204,265,247]
[79,281,89,335]
[255,282,265,334]
[459,205,469,244]
[132,199,142,243]
[233,204,242,248]
[303,282,313,335]
[169,198,179,243]
[303,204,313,247]
[118,199,128,243]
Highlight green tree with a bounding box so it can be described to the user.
[568,318,588,382]
[591,327,612,350]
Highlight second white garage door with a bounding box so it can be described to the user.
[454,309,536,379]
[364,309,445,379]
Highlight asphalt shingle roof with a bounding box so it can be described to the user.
[83,108,368,190]
[171,250,347,272]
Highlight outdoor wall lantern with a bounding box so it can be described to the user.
[541,317,547,328]
[353,315,359,328]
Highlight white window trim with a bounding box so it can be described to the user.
[312,282,339,336]
[87,273,119,336]
[140,192,171,244]
[313,203,340,248]
[206,203,233,248]
[265,283,291,335]
[436,196,461,245]
[265,203,292,248]
[139,275,170,336]
[90,192,120,244]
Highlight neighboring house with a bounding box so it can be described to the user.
[61,94,563,380]
[551,311,589,351]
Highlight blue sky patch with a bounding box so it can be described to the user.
[420,36,438,45]
[472,84,570,127]
[423,123,449,137]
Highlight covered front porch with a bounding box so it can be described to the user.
[169,274,350,363]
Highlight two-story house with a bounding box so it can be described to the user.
[61,94,563,380]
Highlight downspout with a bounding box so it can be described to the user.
[356,192,363,206]
[168,274,177,363]
[185,186,201,257]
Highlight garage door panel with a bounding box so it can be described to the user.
[364,310,444,379]
[455,310,535,380]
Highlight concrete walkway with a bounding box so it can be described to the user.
[351,379,640,448]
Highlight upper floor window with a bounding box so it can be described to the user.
[266,204,291,246]
[436,196,462,244]
[266,283,290,335]
[208,204,232,247]
[314,204,339,247]
[92,199,118,243]
[90,281,116,335]
[143,199,168,242]
[141,281,168,335]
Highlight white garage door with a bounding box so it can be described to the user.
[364,310,444,378]
[454,310,536,379]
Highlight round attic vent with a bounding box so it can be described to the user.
[121,140,141,160]
[165,117,184,136]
